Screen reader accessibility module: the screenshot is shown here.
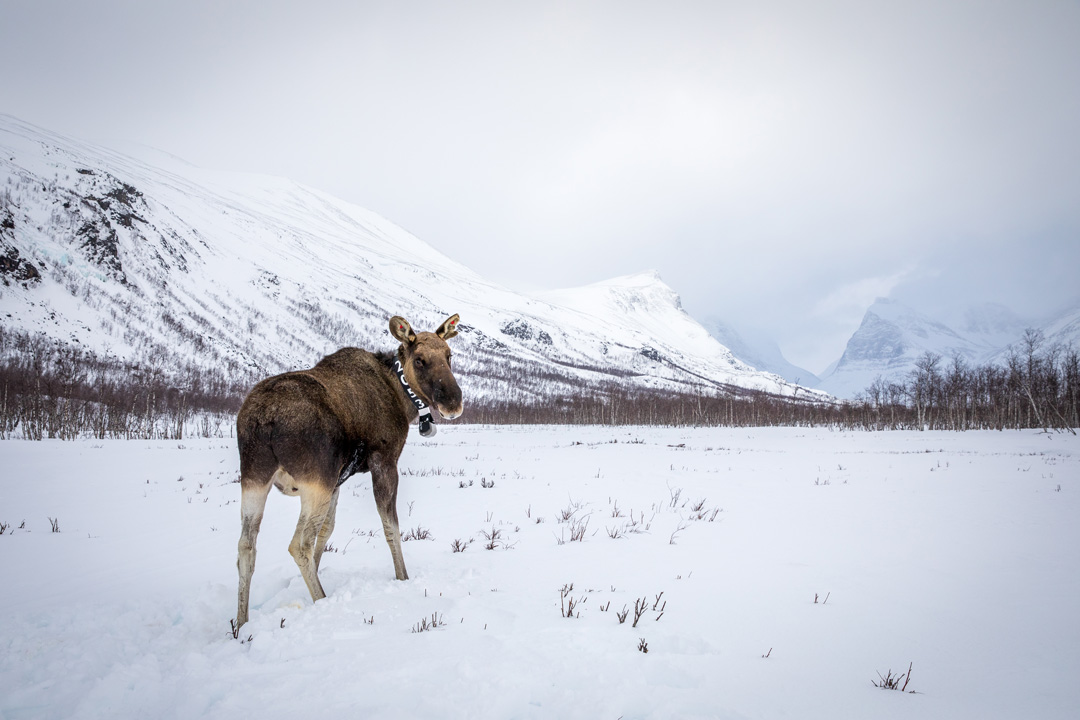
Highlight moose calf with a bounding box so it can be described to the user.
[234,314,463,628]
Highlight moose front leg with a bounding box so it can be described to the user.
[371,457,408,581]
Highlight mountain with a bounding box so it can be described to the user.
[0,115,824,408]
[703,318,820,386]
[959,302,1028,349]
[1040,305,1080,350]
[981,302,1080,364]
[815,298,1025,399]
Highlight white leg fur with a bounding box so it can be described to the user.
[289,483,334,602]
[314,487,340,571]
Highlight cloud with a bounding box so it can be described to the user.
[812,269,916,324]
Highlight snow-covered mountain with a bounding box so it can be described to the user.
[816,298,1039,399]
[703,318,820,386]
[959,302,1029,350]
[1039,305,1080,350]
[0,115,822,406]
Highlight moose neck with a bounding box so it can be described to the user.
[393,347,436,437]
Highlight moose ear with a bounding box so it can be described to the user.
[389,316,416,343]
[436,313,460,340]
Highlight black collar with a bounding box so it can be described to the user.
[393,351,436,437]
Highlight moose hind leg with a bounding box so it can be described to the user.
[237,480,272,629]
[314,487,340,572]
[289,482,335,602]
[372,458,408,580]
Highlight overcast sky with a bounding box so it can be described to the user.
[3,0,1078,373]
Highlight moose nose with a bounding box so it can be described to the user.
[439,405,463,421]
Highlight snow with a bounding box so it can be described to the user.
[2,426,1077,719]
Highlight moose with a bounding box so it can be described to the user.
[234,314,463,629]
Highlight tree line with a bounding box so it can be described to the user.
[0,327,255,440]
[844,329,1078,433]
[462,381,843,427]
[1,326,1076,440]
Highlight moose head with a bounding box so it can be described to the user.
[389,314,463,420]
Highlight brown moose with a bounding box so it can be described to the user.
[234,314,463,629]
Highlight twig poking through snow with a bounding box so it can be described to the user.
[669,521,687,545]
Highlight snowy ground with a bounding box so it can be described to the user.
[1,426,1077,720]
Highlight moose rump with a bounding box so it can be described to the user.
[240,373,371,491]
[234,314,462,629]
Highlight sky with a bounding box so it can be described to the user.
[2,0,1078,374]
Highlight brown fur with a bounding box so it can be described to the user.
[234,314,462,628]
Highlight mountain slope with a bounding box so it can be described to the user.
[958,302,1028,350]
[703,318,820,386]
[980,302,1080,365]
[1040,305,1080,350]
[0,115,822,407]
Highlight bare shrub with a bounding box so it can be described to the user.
[411,613,445,633]
[559,583,586,618]
[556,514,591,545]
[400,526,432,542]
[481,525,503,550]
[873,662,914,692]
[569,515,589,541]
[557,500,581,523]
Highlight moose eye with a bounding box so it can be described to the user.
[414,358,425,369]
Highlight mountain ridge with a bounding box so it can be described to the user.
[703,318,820,387]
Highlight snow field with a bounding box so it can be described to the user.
[1,426,1078,719]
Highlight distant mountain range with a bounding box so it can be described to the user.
[0,114,825,408]
[814,298,1078,398]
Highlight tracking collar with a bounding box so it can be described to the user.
[393,355,437,437]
